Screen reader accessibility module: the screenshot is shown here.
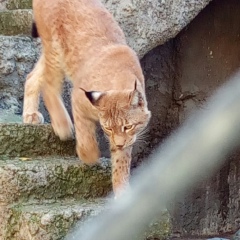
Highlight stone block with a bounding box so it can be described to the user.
[0,157,111,204]
[0,124,76,157]
[1,200,105,240]
[0,10,32,35]
[0,200,171,240]
[6,0,32,10]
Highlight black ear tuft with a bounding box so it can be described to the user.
[81,89,104,106]
[31,22,39,38]
[85,91,95,104]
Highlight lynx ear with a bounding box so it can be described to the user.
[81,88,105,106]
[129,80,144,107]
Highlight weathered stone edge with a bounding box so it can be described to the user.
[0,157,112,204]
[1,200,171,240]
[1,199,106,240]
[0,124,76,157]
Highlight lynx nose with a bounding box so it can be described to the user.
[116,144,124,149]
[113,135,126,149]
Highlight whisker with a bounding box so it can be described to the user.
[135,139,148,144]
[137,132,149,139]
[137,127,150,137]
[136,130,150,140]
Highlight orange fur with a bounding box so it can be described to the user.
[23,0,151,197]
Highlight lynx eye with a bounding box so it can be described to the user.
[124,125,135,131]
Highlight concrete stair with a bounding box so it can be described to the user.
[0,123,116,240]
[0,124,171,240]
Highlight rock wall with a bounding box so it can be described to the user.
[103,0,212,58]
[170,0,240,236]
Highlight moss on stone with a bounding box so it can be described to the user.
[0,10,32,35]
[6,0,32,10]
[3,200,106,240]
[0,157,112,204]
[2,202,171,240]
[4,205,22,240]
[0,124,76,157]
[141,210,172,240]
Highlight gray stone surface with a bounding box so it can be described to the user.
[233,230,240,240]
[0,36,41,115]
[0,109,22,123]
[0,157,111,204]
[171,153,240,236]
[67,208,172,240]
[103,0,212,58]
[1,199,106,240]
[1,200,171,240]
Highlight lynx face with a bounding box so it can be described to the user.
[85,85,151,151]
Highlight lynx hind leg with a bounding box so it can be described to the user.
[23,55,45,124]
[111,147,132,199]
[41,62,74,141]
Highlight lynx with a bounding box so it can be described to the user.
[23,0,151,198]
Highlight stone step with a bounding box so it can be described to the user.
[1,199,171,240]
[0,124,76,157]
[0,157,112,204]
[1,0,32,10]
[1,199,106,240]
[0,9,32,36]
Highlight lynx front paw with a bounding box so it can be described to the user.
[23,112,44,124]
[52,118,74,141]
[113,184,130,199]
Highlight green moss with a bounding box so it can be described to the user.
[6,0,32,10]
[0,10,32,36]
[143,210,172,240]
[5,205,22,240]
[1,158,112,204]
[0,124,76,157]
[1,202,172,240]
